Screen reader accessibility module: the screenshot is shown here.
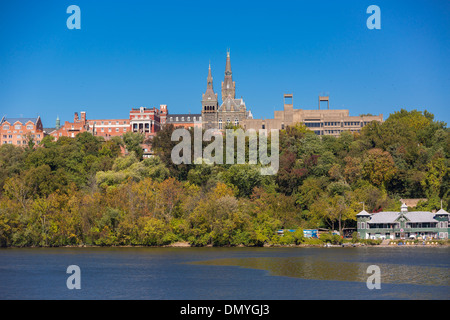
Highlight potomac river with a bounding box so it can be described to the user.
[0,246,448,300]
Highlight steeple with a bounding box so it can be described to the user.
[225,49,232,76]
[202,62,218,112]
[207,62,213,90]
[221,49,236,101]
[56,115,60,130]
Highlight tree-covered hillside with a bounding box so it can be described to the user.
[0,109,448,247]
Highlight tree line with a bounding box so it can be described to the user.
[0,109,448,247]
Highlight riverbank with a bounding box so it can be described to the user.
[2,239,448,249]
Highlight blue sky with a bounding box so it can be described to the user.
[1,0,449,128]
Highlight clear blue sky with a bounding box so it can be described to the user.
[1,0,449,128]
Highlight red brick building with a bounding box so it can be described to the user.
[0,116,44,146]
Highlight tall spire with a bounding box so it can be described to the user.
[207,62,213,89]
[222,49,236,101]
[225,49,232,75]
[202,62,218,104]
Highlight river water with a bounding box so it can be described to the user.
[0,246,448,300]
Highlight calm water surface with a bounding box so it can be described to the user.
[0,246,448,300]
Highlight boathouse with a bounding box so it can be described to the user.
[356,204,449,240]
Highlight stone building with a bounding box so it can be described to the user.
[200,52,383,135]
[201,50,252,131]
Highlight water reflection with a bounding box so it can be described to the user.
[192,256,450,287]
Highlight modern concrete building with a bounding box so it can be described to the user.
[356,204,449,240]
[243,94,384,136]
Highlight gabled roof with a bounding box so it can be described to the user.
[367,211,438,224]
[368,212,399,224]
[356,210,371,217]
[1,117,39,125]
[405,212,438,223]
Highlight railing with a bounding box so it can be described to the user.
[365,227,439,233]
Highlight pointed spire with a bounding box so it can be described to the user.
[225,49,232,76]
[202,62,218,104]
[56,115,61,130]
[222,49,236,100]
[207,62,213,89]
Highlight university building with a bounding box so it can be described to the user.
[200,51,383,134]
[3,49,385,150]
[243,94,384,136]
[356,204,449,240]
[201,50,252,131]
[0,116,44,146]
[51,105,169,140]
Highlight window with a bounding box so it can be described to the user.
[15,125,21,130]
[361,222,365,229]
[17,135,21,139]
[27,125,33,130]
[116,128,119,132]
[262,124,265,129]
[218,119,222,130]
[108,128,112,132]
[235,119,239,126]
[3,125,9,130]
